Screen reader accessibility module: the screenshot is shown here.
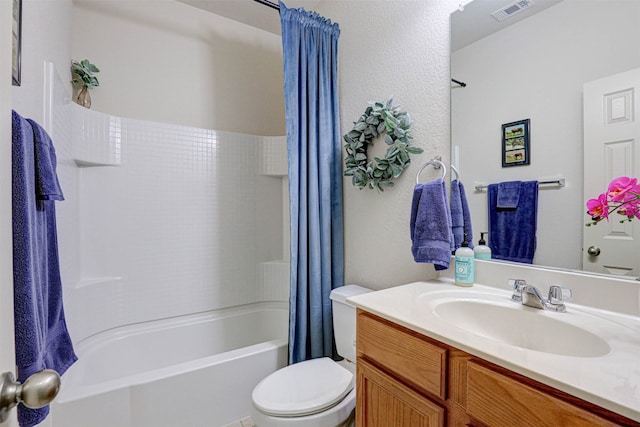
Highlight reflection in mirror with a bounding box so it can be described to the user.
[451,0,640,278]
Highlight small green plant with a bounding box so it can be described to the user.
[71,59,100,89]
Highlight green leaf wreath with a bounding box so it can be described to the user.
[343,98,423,191]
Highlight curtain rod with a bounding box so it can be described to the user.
[253,0,280,10]
[451,78,467,87]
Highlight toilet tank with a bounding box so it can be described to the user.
[330,285,372,362]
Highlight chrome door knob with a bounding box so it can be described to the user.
[587,246,601,256]
[0,369,60,423]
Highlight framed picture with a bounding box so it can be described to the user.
[502,119,530,167]
[12,0,22,86]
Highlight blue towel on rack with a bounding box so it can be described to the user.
[451,179,474,250]
[410,178,454,270]
[488,180,538,264]
[459,180,474,250]
[12,111,77,427]
[496,181,521,208]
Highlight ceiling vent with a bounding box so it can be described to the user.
[491,0,534,21]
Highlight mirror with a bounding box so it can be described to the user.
[451,0,640,277]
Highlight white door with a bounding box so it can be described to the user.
[1,0,17,425]
[583,68,640,276]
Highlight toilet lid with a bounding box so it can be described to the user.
[252,357,354,417]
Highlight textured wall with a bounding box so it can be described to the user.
[72,0,285,135]
[317,0,460,289]
[72,0,460,291]
[9,1,463,345]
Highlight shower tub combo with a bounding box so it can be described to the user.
[47,90,290,426]
[51,302,288,427]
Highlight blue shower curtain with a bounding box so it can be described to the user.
[280,1,344,364]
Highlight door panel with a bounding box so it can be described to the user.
[583,68,640,276]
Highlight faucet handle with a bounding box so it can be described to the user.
[548,285,572,305]
[508,279,527,302]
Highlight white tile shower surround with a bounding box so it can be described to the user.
[44,63,82,298]
[48,75,289,344]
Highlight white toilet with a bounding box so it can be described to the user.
[251,285,372,427]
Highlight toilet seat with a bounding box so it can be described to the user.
[252,357,354,417]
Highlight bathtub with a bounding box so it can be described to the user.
[50,302,288,427]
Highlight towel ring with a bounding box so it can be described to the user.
[416,159,447,184]
[451,164,460,180]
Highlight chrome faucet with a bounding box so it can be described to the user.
[509,279,572,312]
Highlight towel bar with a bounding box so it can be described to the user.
[451,164,460,180]
[416,158,447,184]
[474,178,565,192]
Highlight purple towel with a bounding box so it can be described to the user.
[451,179,474,250]
[410,178,454,270]
[496,181,521,208]
[488,180,538,264]
[459,180,474,250]
[27,118,64,201]
[12,111,77,427]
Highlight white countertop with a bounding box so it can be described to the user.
[348,278,640,422]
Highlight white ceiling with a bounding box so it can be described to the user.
[176,0,565,51]
[451,0,564,51]
[176,0,322,35]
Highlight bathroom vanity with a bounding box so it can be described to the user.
[349,278,640,426]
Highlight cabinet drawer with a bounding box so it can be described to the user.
[466,361,619,427]
[357,310,447,399]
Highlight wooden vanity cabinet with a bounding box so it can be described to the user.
[356,310,639,427]
[357,359,445,426]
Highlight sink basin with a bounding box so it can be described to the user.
[431,298,611,357]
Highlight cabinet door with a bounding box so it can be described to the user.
[357,359,445,427]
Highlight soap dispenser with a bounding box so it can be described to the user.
[454,236,474,287]
[474,232,492,260]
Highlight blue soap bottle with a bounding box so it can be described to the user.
[454,237,474,287]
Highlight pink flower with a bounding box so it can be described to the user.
[618,199,640,217]
[586,176,640,226]
[586,193,609,220]
[607,176,640,202]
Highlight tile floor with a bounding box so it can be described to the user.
[222,416,256,427]
[224,410,356,427]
